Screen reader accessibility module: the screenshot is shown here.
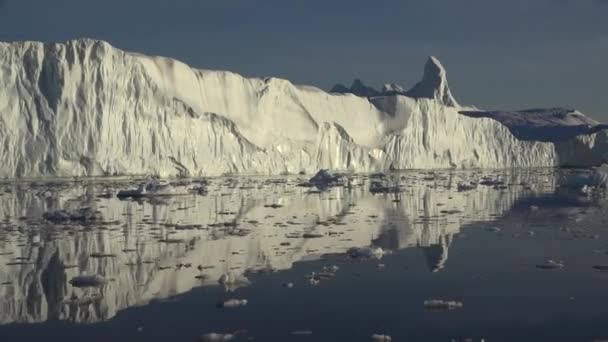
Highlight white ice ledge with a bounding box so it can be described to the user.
[0,38,607,178]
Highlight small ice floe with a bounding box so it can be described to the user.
[305,169,347,189]
[580,185,594,195]
[307,276,321,286]
[283,282,294,289]
[324,265,339,273]
[218,299,248,308]
[198,333,235,342]
[423,299,464,310]
[218,273,251,291]
[347,246,386,259]
[592,265,608,271]
[291,331,313,336]
[457,181,477,192]
[306,268,336,286]
[371,334,392,341]
[485,226,501,233]
[43,207,98,223]
[535,259,565,270]
[69,275,107,288]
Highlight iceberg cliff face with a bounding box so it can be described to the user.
[0,39,606,178]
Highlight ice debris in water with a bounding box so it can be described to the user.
[198,333,235,342]
[347,247,386,259]
[291,331,313,336]
[424,299,464,310]
[536,259,565,270]
[592,265,608,271]
[218,299,248,308]
[306,169,347,189]
[371,334,392,341]
[43,207,98,223]
[218,273,251,291]
[69,275,107,288]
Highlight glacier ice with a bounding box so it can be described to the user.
[459,108,608,142]
[330,79,381,97]
[0,38,607,178]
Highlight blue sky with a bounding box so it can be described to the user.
[1,0,607,119]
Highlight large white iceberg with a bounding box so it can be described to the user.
[0,38,607,178]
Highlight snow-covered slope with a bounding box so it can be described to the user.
[0,38,606,178]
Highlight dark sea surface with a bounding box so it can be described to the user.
[0,170,607,342]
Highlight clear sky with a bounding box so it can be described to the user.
[1,0,607,119]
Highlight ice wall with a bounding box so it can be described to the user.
[1,39,606,178]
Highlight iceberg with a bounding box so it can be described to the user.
[1,38,607,178]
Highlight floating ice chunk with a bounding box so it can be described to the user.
[291,331,313,336]
[536,259,564,270]
[307,170,347,189]
[371,334,392,341]
[219,299,248,308]
[347,247,386,259]
[198,333,235,342]
[69,275,107,288]
[323,265,340,273]
[423,299,463,310]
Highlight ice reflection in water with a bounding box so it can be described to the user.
[0,170,597,324]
